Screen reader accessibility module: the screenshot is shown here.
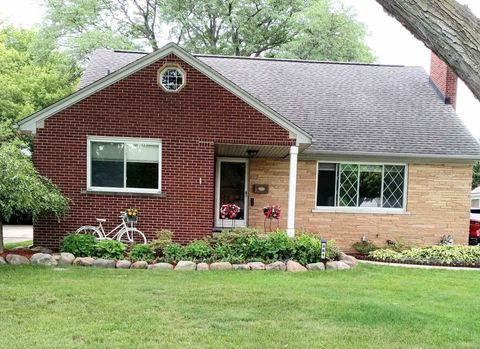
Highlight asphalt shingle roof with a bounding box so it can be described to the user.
[78,49,480,158]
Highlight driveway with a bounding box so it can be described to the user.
[3,225,33,243]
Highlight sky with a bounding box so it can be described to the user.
[0,0,479,138]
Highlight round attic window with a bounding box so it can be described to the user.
[158,66,185,92]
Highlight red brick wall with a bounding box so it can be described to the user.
[430,53,458,108]
[33,53,294,249]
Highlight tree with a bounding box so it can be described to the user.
[472,161,480,189]
[376,0,480,102]
[43,0,374,62]
[272,0,374,61]
[0,25,80,128]
[0,141,69,252]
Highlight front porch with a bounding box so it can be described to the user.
[214,143,300,236]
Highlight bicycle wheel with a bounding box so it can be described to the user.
[76,226,103,240]
[117,228,147,244]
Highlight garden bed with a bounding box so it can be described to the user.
[355,254,480,269]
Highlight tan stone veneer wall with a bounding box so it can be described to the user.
[248,159,472,251]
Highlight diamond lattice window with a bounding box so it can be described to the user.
[317,162,406,210]
[382,165,405,208]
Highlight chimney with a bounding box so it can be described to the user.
[430,52,458,109]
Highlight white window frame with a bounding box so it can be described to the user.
[87,136,162,194]
[313,160,408,214]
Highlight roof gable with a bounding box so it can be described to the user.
[17,43,312,145]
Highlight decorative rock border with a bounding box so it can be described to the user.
[0,252,358,272]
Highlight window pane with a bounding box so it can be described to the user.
[383,165,405,208]
[219,162,246,219]
[317,163,336,206]
[126,143,159,189]
[358,165,382,207]
[91,142,124,187]
[338,164,358,207]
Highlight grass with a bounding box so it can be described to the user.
[0,264,479,349]
[3,240,32,250]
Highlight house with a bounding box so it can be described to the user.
[17,43,480,250]
[471,187,480,208]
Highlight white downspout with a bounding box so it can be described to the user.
[287,145,298,237]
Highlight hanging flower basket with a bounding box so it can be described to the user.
[126,208,139,223]
[220,204,241,220]
[263,205,281,233]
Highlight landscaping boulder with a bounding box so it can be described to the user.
[232,264,250,270]
[210,262,233,271]
[73,257,95,267]
[266,261,286,271]
[31,246,53,254]
[131,261,149,269]
[93,258,116,268]
[175,261,196,271]
[339,253,358,267]
[286,260,307,272]
[196,263,209,271]
[0,256,6,265]
[248,262,265,270]
[6,254,30,265]
[58,253,75,266]
[116,260,132,269]
[306,263,325,271]
[31,253,58,266]
[326,261,350,270]
[149,263,174,270]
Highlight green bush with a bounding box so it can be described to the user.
[129,244,155,263]
[95,240,126,260]
[352,240,378,255]
[212,244,244,264]
[61,233,96,257]
[162,243,185,263]
[369,246,480,264]
[183,240,213,263]
[369,248,403,261]
[260,231,294,263]
[150,229,174,256]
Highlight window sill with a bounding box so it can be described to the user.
[81,190,167,198]
[311,207,409,215]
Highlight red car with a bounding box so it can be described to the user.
[470,208,480,245]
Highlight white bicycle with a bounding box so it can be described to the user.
[76,212,147,244]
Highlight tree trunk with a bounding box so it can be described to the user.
[0,220,4,253]
[376,0,480,102]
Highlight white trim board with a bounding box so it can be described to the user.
[16,43,312,145]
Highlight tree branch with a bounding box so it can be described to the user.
[376,0,480,101]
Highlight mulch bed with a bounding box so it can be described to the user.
[353,254,480,269]
[0,249,36,259]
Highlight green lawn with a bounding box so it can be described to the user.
[0,264,479,349]
[3,240,32,250]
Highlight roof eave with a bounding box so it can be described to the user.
[16,43,312,145]
[299,149,480,162]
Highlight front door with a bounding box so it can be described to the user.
[215,158,248,228]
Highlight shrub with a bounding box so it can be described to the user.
[384,240,411,253]
[292,234,322,265]
[150,229,174,256]
[212,244,244,264]
[352,240,378,255]
[369,248,403,261]
[129,244,155,263]
[162,243,185,263]
[183,240,213,262]
[325,240,341,261]
[369,246,480,264]
[260,231,294,263]
[61,233,96,257]
[95,240,126,260]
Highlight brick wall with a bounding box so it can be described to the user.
[249,159,472,250]
[430,53,458,108]
[33,53,294,249]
